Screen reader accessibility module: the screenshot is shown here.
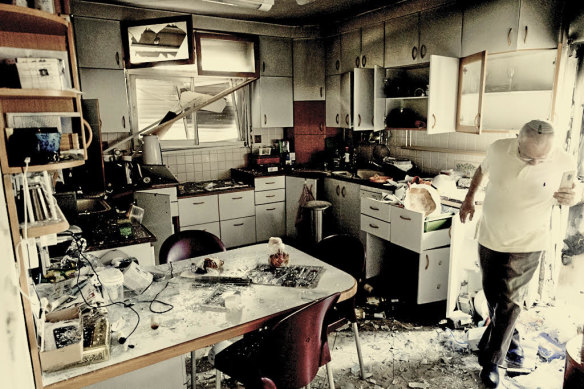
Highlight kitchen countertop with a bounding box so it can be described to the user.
[77,213,157,252]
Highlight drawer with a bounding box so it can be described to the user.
[255,188,285,205]
[219,190,255,220]
[361,197,391,221]
[417,247,450,305]
[361,214,390,241]
[256,202,285,241]
[390,207,451,253]
[220,216,256,248]
[180,222,221,239]
[254,176,285,191]
[178,195,218,227]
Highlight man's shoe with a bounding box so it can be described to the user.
[506,345,525,368]
[480,363,500,388]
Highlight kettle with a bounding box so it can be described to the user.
[142,135,163,165]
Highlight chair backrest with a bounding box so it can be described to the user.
[158,230,226,264]
[314,234,365,283]
[261,293,340,388]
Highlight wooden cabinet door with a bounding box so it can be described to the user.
[325,75,341,127]
[360,23,384,69]
[340,72,353,128]
[384,13,420,67]
[74,17,123,69]
[427,55,458,134]
[340,29,361,73]
[256,202,285,242]
[293,39,325,101]
[461,0,520,56]
[353,68,374,131]
[259,36,293,77]
[325,35,341,75]
[252,77,294,128]
[79,68,130,133]
[419,5,462,62]
[417,247,450,304]
[516,0,560,50]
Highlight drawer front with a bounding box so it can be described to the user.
[219,190,255,220]
[178,195,219,227]
[417,247,450,305]
[254,176,285,191]
[390,207,424,253]
[180,222,221,239]
[421,228,451,251]
[361,197,391,221]
[255,188,285,205]
[361,214,390,241]
[220,216,256,248]
[256,202,286,241]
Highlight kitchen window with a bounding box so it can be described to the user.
[128,69,249,149]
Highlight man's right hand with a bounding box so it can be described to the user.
[459,197,475,223]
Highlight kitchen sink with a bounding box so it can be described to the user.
[355,169,385,180]
[331,170,356,178]
[76,198,112,215]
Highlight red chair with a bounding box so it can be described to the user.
[158,229,226,264]
[314,234,367,379]
[213,293,341,389]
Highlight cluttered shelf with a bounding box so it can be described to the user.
[0,3,69,36]
[0,88,81,98]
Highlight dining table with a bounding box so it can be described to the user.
[42,243,357,389]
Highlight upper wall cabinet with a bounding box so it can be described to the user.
[293,39,325,101]
[385,6,462,67]
[340,24,384,73]
[325,35,341,76]
[73,16,123,69]
[461,0,561,57]
[259,36,293,77]
[251,76,294,128]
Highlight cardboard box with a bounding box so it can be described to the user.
[40,306,83,372]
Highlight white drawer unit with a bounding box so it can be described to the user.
[360,197,392,221]
[220,216,257,248]
[254,176,285,191]
[219,190,255,220]
[255,188,285,205]
[390,207,451,253]
[180,222,221,238]
[360,214,390,241]
[178,194,219,228]
[417,247,450,305]
[256,202,286,242]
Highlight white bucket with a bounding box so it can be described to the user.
[122,261,153,293]
[97,268,124,303]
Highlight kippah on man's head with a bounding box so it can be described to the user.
[522,120,554,135]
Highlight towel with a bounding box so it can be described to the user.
[295,183,315,226]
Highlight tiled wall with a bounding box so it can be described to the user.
[387,130,516,175]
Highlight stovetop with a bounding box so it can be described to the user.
[177,179,250,196]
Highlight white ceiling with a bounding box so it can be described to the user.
[99,0,402,25]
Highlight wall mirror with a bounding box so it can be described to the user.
[456,51,486,134]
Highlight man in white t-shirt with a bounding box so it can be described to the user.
[459,120,578,388]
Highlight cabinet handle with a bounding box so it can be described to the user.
[438,260,442,266]
[122,116,126,128]
[320,86,323,98]
[524,25,528,44]
[357,114,361,127]
[437,284,441,290]
[264,114,267,125]
[355,56,360,68]
[192,201,205,205]
[345,114,349,125]
[411,46,418,60]
[369,223,379,229]
[335,59,340,70]
[233,223,244,227]
[266,207,276,211]
[266,194,276,198]
[319,122,324,132]
[369,206,379,211]
[336,113,339,124]
[431,114,436,129]
[336,185,340,196]
[420,44,427,59]
[262,61,266,73]
[399,215,411,221]
[341,186,346,197]
[82,118,93,147]
[507,27,512,46]
[265,181,275,184]
[425,254,429,270]
[361,55,366,67]
[474,113,480,129]
[232,196,243,200]
[115,51,120,66]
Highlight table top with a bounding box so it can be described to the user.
[43,244,356,389]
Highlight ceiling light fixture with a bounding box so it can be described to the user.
[201,0,274,11]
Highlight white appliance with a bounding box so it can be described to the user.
[286,176,318,239]
[142,135,163,165]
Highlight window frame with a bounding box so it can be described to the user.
[194,31,260,78]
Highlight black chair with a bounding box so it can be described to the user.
[214,293,340,389]
[158,229,226,264]
[314,234,367,379]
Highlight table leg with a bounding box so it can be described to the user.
[191,351,196,389]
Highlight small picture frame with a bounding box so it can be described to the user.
[122,16,193,68]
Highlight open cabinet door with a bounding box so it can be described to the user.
[133,192,173,264]
[456,51,487,134]
[427,55,459,134]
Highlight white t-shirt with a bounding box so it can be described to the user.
[478,138,576,252]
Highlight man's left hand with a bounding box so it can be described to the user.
[553,186,576,206]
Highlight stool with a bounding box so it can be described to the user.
[302,200,331,243]
[564,334,584,388]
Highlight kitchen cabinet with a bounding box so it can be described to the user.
[79,68,130,133]
[86,242,156,267]
[340,24,384,73]
[251,76,294,128]
[219,190,256,248]
[323,178,361,237]
[219,190,255,220]
[324,35,341,76]
[416,246,450,304]
[293,39,325,101]
[259,36,293,77]
[390,206,451,254]
[220,216,256,248]
[254,177,285,242]
[340,72,352,128]
[293,101,325,135]
[134,190,176,263]
[178,194,219,228]
[73,17,123,69]
[385,55,459,133]
[385,6,462,67]
[461,0,560,57]
[325,75,341,127]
